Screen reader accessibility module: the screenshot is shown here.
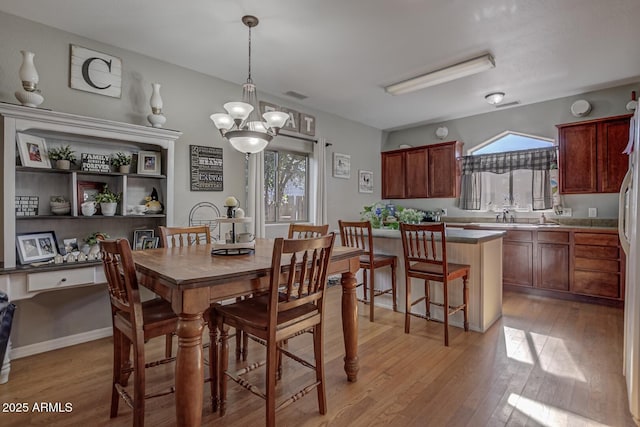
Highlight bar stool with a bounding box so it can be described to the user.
[338,220,397,322]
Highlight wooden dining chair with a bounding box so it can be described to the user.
[101,239,178,427]
[212,234,336,427]
[158,225,211,248]
[399,222,470,346]
[287,223,329,239]
[338,220,397,322]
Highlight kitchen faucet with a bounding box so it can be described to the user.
[502,209,509,223]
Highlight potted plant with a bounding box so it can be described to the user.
[111,152,132,173]
[48,145,76,170]
[94,184,121,216]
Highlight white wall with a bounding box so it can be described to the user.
[385,83,639,219]
[0,11,382,347]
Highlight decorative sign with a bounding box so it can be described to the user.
[359,170,373,193]
[70,44,122,98]
[15,196,39,216]
[81,153,110,173]
[333,153,351,179]
[190,145,223,191]
[259,101,315,137]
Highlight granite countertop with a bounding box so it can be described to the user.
[444,222,618,232]
[371,227,506,244]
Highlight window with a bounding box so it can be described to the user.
[264,150,309,223]
[460,131,557,211]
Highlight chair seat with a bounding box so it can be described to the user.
[408,261,470,281]
[115,298,177,339]
[360,253,396,269]
[215,296,319,335]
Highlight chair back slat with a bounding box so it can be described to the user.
[100,239,144,327]
[271,234,335,315]
[400,223,448,276]
[338,220,373,261]
[159,225,211,248]
[287,223,329,239]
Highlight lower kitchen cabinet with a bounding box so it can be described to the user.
[503,231,534,287]
[572,232,624,299]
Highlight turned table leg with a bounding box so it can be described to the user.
[341,266,359,382]
[175,313,205,427]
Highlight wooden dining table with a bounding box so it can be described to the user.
[132,238,362,427]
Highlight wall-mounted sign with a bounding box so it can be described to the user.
[190,145,223,191]
[81,153,110,173]
[259,101,315,137]
[70,44,122,98]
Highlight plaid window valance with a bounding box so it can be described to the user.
[461,147,557,175]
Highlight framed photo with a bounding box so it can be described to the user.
[142,236,160,250]
[137,151,161,175]
[16,133,52,168]
[77,181,105,215]
[16,231,59,264]
[359,170,374,193]
[133,229,154,250]
[62,238,79,255]
[333,153,351,179]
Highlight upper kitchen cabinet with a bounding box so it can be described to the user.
[557,114,631,194]
[381,141,462,200]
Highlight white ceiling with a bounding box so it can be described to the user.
[2,0,640,131]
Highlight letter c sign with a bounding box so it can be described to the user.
[70,44,122,98]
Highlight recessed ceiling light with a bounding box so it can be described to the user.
[485,92,505,105]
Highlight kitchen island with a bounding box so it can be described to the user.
[354,227,505,333]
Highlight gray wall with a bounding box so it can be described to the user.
[0,12,382,348]
[384,83,638,219]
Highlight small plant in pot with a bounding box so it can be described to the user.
[48,145,76,170]
[94,184,121,216]
[111,152,132,173]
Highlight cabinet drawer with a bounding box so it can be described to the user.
[537,231,569,243]
[572,271,620,298]
[574,233,618,246]
[27,267,96,292]
[504,230,533,242]
[574,245,619,259]
[575,257,619,272]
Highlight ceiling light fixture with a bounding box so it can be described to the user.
[384,54,496,96]
[210,16,289,154]
[485,91,505,105]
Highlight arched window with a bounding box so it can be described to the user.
[460,131,558,212]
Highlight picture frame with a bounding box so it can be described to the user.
[133,229,154,250]
[358,170,374,193]
[16,231,59,264]
[16,133,52,169]
[137,151,161,175]
[77,181,105,215]
[62,238,79,255]
[333,153,351,179]
[141,236,160,250]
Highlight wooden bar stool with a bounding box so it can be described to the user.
[399,222,470,346]
[338,220,397,322]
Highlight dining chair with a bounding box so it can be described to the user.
[101,238,177,427]
[287,223,329,239]
[212,233,336,427]
[399,222,470,346]
[338,220,397,322]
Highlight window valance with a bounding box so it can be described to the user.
[462,147,557,175]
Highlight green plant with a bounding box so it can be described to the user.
[48,145,76,163]
[94,184,121,203]
[111,152,132,167]
[85,232,110,245]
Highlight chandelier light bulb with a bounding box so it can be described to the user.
[485,92,505,105]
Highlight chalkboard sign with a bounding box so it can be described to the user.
[81,153,110,173]
[190,145,223,191]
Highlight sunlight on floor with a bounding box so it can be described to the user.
[503,326,586,382]
[507,393,612,427]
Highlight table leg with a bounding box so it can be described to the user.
[175,313,205,427]
[341,270,359,382]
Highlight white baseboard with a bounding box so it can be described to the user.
[10,327,113,359]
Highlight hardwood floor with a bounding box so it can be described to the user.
[0,289,636,426]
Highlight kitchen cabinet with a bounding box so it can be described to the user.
[557,114,631,194]
[381,140,462,199]
[573,232,624,299]
[536,231,570,291]
[0,103,181,299]
[502,230,534,288]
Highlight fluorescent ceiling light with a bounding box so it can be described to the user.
[385,54,496,95]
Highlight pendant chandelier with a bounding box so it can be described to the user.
[210,15,289,154]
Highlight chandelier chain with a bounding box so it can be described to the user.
[247,24,252,84]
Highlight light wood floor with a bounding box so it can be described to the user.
[0,288,636,427]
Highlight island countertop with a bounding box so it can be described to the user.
[370,227,506,244]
